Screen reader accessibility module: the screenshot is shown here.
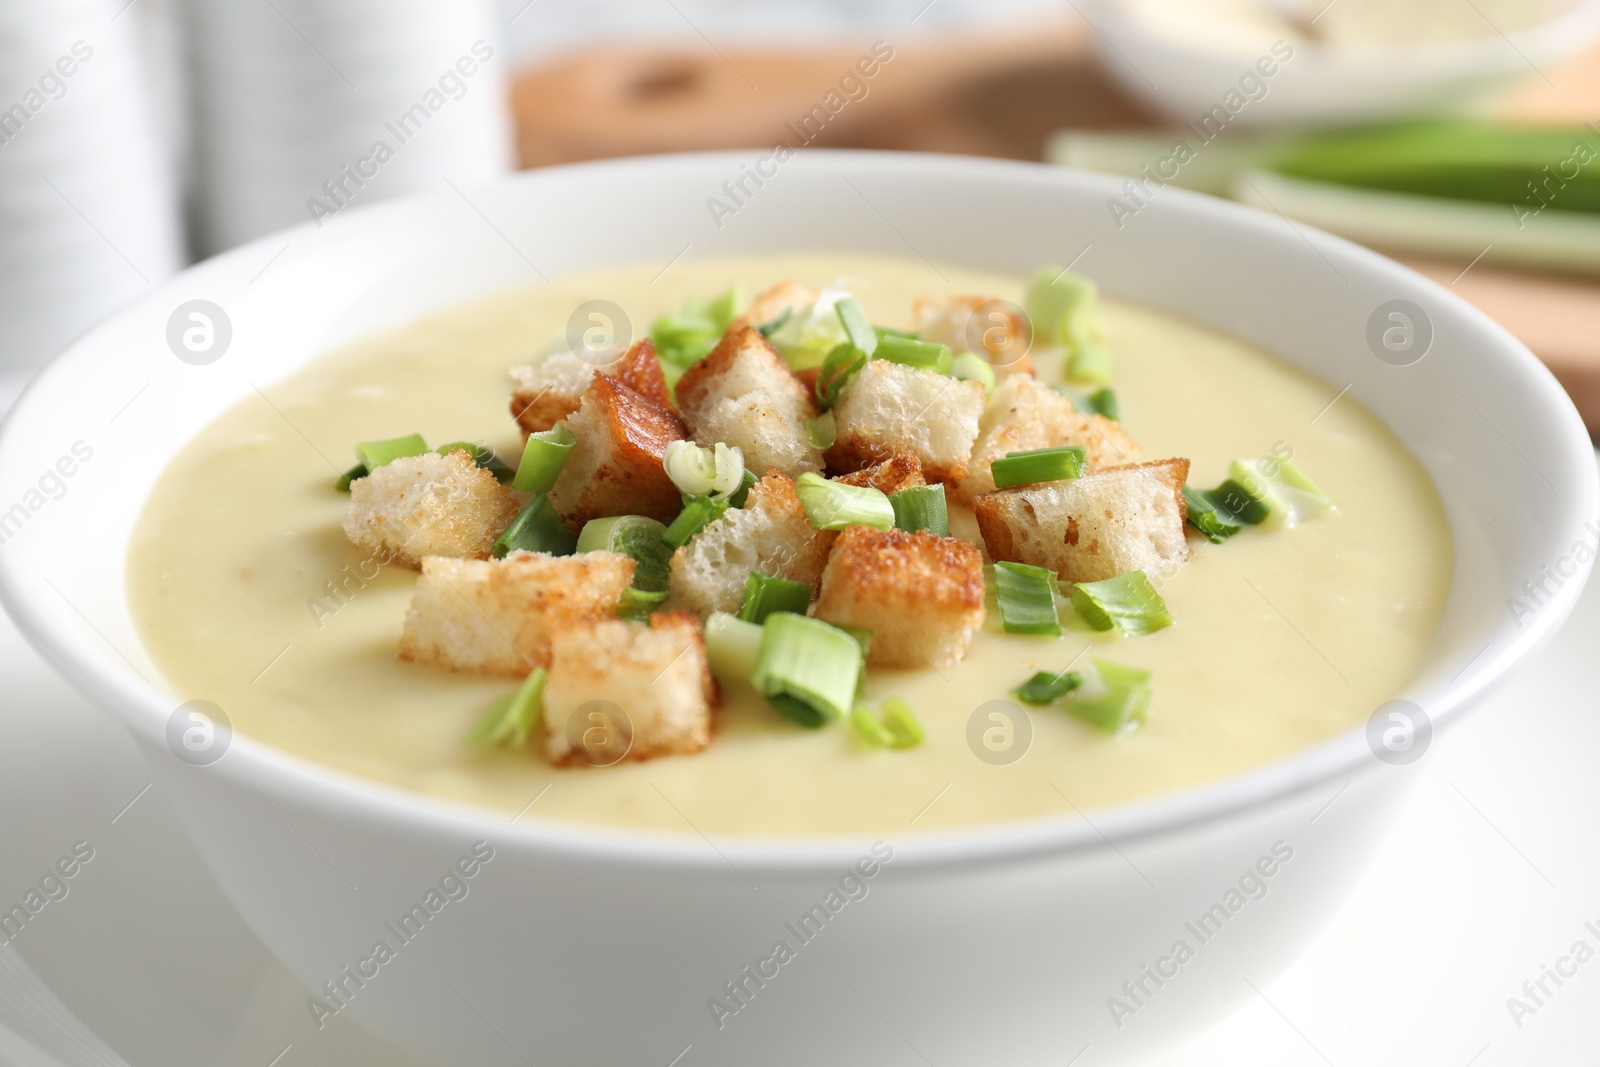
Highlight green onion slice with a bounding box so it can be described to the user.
[1183,480,1269,543]
[729,468,759,508]
[795,472,895,531]
[466,667,546,748]
[874,325,918,340]
[1055,384,1120,421]
[850,698,924,749]
[663,494,730,547]
[356,433,429,472]
[335,463,367,491]
[705,611,764,684]
[765,287,853,370]
[437,441,516,483]
[1070,572,1172,636]
[1227,455,1332,526]
[577,515,672,592]
[815,343,869,409]
[993,561,1062,636]
[833,295,879,357]
[805,411,838,450]
[493,495,576,558]
[513,424,576,495]
[875,334,954,375]
[991,446,1087,489]
[664,440,745,498]
[617,587,669,620]
[1066,343,1116,384]
[752,612,863,728]
[1024,267,1100,349]
[738,571,813,624]
[950,351,996,391]
[757,308,793,338]
[1067,659,1151,734]
[889,484,949,537]
[1012,669,1083,705]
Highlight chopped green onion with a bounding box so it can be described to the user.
[466,667,546,748]
[729,468,759,508]
[1067,659,1151,734]
[513,424,576,495]
[951,351,996,391]
[1227,455,1332,526]
[663,495,729,547]
[576,515,672,592]
[815,343,869,409]
[765,287,853,369]
[875,334,953,375]
[1066,343,1116,384]
[664,440,745,498]
[833,295,879,357]
[889,484,949,537]
[700,283,746,332]
[1024,267,1100,349]
[1070,572,1172,636]
[994,561,1061,636]
[437,441,516,483]
[652,285,747,366]
[805,411,838,450]
[1055,384,1120,421]
[756,308,793,338]
[752,612,863,728]
[795,472,895,531]
[738,571,813,624]
[850,698,924,749]
[617,587,669,620]
[705,611,764,684]
[873,326,918,340]
[660,360,686,390]
[1013,669,1083,705]
[356,433,429,472]
[335,463,367,491]
[493,495,576,558]
[991,446,1087,489]
[1183,480,1269,543]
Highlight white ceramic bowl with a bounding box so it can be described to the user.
[1083,0,1600,128]
[0,152,1593,1066]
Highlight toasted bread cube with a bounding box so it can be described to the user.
[398,550,635,676]
[510,340,671,436]
[827,360,984,484]
[548,374,687,531]
[666,470,835,617]
[674,326,824,477]
[972,459,1190,584]
[608,338,674,410]
[542,611,717,764]
[343,450,522,568]
[813,527,986,668]
[957,375,1140,501]
[730,280,816,333]
[834,450,926,496]
[911,295,1035,379]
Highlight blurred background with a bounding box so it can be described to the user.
[4,0,1600,422]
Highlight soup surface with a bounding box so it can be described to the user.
[128,253,1451,836]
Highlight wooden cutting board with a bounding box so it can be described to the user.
[511,23,1600,433]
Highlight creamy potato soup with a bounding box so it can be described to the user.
[128,254,1450,836]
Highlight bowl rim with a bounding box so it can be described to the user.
[0,148,1594,875]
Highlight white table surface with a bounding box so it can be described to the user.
[0,458,1596,1067]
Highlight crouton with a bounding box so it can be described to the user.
[548,374,687,531]
[813,527,986,668]
[666,470,835,617]
[827,360,984,484]
[911,295,1035,379]
[834,450,926,496]
[510,339,672,436]
[957,375,1141,501]
[343,450,522,568]
[731,280,816,333]
[542,611,717,764]
[398,550,635,676]
[674,326,824,477]
[972,459,1191,584]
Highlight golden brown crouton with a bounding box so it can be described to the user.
[813,527,986,668]
[730,280,816,333]
[957,374,1140,501]
[834,450,927,496]
[674,326,823,477]
[548,374,687,531]
[609,338,674,411]
[542,611,717,765]
[972,459,1191,584]
[398,550,635,676]
[826,361,985,484]
[666,470,836,617]
[510,354,591,436]
[343,450,522,568]
[911,295,1035,379]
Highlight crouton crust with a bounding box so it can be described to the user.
[548,374,687,531]
[542,611,717,764]
[813,527,986,668]
[343,451,522,568]
[398,550,635,676]
[510,354,591,436]
[730,280,816,333]
[957,374,1140,501]
[911,295,1035,379]
[609,338,674,410]
[666,470,836,617]
[834,450,927,496]
[674,326,824,477]
[972,458,1191,584]
[826,360,985,485]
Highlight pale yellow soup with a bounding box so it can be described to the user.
[128,254,1451,837]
